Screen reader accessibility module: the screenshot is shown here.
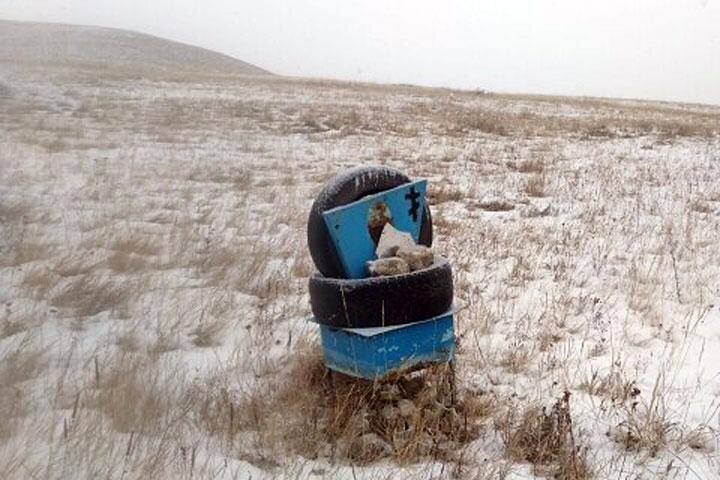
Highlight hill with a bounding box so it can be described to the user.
[0,19,270,76]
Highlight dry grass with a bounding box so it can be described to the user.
[688,198,713,214]
[109,234,162,257]
[477,199,515,212]
[579,369,640,405]
[115,330,142,352]
[194,345,494,467]
[0,335,46,440]
[87,354,174,433]
[187,165,253,188]
[106,251,148,273]
[1,318,29,340]
[51,274,134,317]
[189,316,225,347]
[51,255,100,277]
[21,266,59,299]
[0,335,45,389]
[2,242,49,268]
[498,342,531,374]
[524,174,547,197]
[514,158,545,174]
[611,405,677,458]
[427,184,464,204]
[499,392,592,479]
[0,199,32,224]
[0,58,719,479]
[608,373,689,458]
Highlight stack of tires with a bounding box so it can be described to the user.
[307,166,454,329]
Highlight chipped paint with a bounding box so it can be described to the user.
[319,311,454,379]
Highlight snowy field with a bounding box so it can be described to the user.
[1,61,720,479]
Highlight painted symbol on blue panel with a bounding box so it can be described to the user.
[405,186,420,222]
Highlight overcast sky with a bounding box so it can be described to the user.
[2,0,719,105]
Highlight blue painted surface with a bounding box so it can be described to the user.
[318,312,455,379]
[322,180,427,279]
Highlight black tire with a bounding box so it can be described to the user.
[307,166,433,278]
[309,257,453,329]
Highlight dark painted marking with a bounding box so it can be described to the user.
[405,186,420,222]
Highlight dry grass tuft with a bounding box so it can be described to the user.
[579,369,641,405]
[688,198,713,214]
[106,251,148,273]
[524,174,547,197]
[499,391,592,479]
[51,255,100,277]
[0,335,46,388]
[0,199,32,224]
[514,158,545,174]
[477,199,515,212]
[51,274,133,317]
[609,376,678,458]
[3,242,49,268]
[1,318,29,340]
[188,165,253,189]
[110,235,161,257]
[498,342,531,374]
[605,373,716,458]
[21,266,59,299]
[115,330,142,352]
[610,407,676,458]
[438,107,508,136]
[189,317,225,347]
[0,335,46,440]
[428,184,464,204]
[194,345,493,466]
[91,357,170,433]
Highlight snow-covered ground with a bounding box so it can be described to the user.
[1,60,720,479]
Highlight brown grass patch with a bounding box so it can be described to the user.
[477,199,515,212]
[524,174,547,197]
[514,159,545,174]
[428,184,464,204]
[609,375,678,458]
[193,345,494,467]
[610,406,676,458]
[498,342,531,374]
[80,354,180,434]
[109,235,161,257]
[199,240,295,303]
[189,317,225,347]
[187,166,253,189]
[688,199,713,214]
[579,369,640,405]
[0,335,46,388]
[499,391,592,479]
[0,335,46,440]
[21,266,59,299]
[1,318,30,340]
[0,199,32,224]
[3,242,49,267]
[51,274,133,317]
[115,331,142,352]
[106,251,148,273]
[51,255,101,277]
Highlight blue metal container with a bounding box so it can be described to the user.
[318,311,455,379]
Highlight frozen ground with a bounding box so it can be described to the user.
[1,59,720,479]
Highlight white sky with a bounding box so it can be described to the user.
[2,0,720,105]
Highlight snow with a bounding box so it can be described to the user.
[1,56,720,479]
